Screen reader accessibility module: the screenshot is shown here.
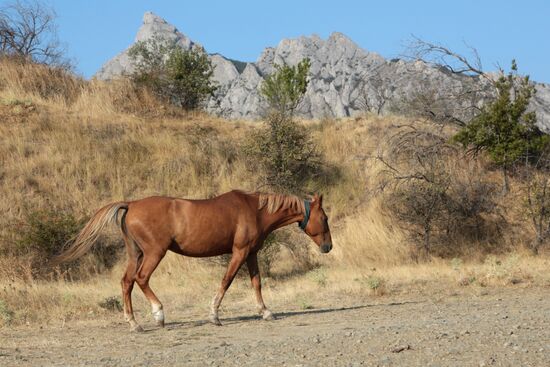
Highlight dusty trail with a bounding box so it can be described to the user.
[1,287,549,366]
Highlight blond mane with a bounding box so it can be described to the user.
[257,192,305,214]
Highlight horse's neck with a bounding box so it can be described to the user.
[260,208,304,234]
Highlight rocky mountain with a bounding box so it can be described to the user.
[96,12,550,131]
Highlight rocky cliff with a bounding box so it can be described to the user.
[96,12,550,131]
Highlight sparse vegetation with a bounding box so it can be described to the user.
[525,171,550,254]
[98,296,122,312]
[1,55,550,327]
[0,300,14,325]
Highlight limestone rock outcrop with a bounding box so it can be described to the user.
[95,12,550,131]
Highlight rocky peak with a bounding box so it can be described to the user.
[136,12,197,50]
[95,12,550,131]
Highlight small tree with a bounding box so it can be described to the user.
[165,48,216,110]
[453,61,548,193]
[245,58,318,193]
[0,0,68,67]
[357,66,392,115]
[128,37,217,110]
[260,58,311,119]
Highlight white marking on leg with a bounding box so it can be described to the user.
[262,309,274,320]
[209,292,223,325]
[210,293,222,317]
[151,303,164,323]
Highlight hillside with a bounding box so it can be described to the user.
[0,57,549,328]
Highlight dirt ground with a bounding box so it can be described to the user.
[1,287,549,367]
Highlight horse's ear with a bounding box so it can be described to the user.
[311,193,323,207]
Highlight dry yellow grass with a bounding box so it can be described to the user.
[1,58,549,327]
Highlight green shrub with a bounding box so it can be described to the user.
[246,58,321,193]
[307,267,328,287]
[98,296,123,312]
[128,37,217,110]
[453,60,549,193]
[0,300,14,325]
[6,208,120,279]
[244,116,320,193]
[11,208,83,266]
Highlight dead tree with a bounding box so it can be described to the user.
[357,65,393,115]
[376,123,455,257]
[400,36,496,125]
[0,0,67,66]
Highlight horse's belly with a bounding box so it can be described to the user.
[169,238,233,258]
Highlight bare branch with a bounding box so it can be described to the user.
[404,35,486,78]
[0,0,69,67]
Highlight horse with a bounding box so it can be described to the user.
[55,190,333,331]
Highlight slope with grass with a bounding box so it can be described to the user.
[0,57,549,328]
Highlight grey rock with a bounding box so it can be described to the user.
[95,12,550,132]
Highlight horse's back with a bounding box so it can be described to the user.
[124,192,259,257]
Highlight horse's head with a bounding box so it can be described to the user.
[301,194,333,253]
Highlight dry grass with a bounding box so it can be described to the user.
[1,58,549,327]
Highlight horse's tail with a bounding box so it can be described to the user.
[52,202,129,265]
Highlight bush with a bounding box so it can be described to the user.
[5,208,120,279]
[379,122,499,257]
[244,116,320,193]
[245,58,321,193]
[128,37,217,110]
[0,300,14,326]
[98,296,123,312]
[256,230,316,277]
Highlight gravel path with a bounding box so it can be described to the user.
[1,287,549,366]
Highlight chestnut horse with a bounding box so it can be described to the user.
[55,190,333,331]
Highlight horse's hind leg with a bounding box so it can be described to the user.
[121,234,143,332]
[246,252,274,321]
[135,250,167,328]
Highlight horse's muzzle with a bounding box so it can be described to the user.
[320,243,332,253]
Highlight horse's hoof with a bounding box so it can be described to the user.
[156,319,165,328]
[131,325,144,333]
[209,315,222,326]
[263,310,275,321]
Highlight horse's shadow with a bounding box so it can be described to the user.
[162,300,421,331]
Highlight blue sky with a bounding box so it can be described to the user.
[46,0,550,82]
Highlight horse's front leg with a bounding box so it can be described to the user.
[246,252,274,321]
[209,248,248,326]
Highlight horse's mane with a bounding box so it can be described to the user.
[258,192,305,214]
[234,191,304,214]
